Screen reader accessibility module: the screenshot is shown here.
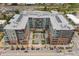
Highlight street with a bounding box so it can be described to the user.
[0,32,79,56]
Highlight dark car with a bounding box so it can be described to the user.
[50,47,53,50]
[21,48,25,50]
[24,51,28,53]
[31,47,35,50]
[36,48,40,50]
[16,47,20,50]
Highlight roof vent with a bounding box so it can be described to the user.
[60,24,70,29]
[12,24,17,27]
[60,24,64,28]
[13,21,18,24]
[60,24,67,28]
[67,26,70,29]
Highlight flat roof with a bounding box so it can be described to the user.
[9,14,20,22]
[4,11,74,30]
[4,15,28,30]
[66,14,79,24]
[50,14,74,30]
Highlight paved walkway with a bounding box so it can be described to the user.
[0,49,78,56]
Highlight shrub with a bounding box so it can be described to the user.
[41,40,45,45]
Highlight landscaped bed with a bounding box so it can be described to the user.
[0,32,4,41]
[41,40,45,45]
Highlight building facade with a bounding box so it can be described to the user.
[4,11,74,46]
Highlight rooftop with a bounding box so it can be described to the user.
[4,11,74,30]
[50,14,74,30]
[4,14,28,30]
[66,14,79,24]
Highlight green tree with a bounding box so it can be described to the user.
[15,10,20,14]
[72,11,77,15]
[3,14,7,19]
[43,6,48,11]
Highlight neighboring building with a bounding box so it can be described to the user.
[0,20,7,32]
[66,14,79,31]
[4,11,74,46]
[0,7,16,14]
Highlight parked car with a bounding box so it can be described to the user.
[24,51,28,53]
[36,48,40,50]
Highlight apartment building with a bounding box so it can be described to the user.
[4,11,74,46]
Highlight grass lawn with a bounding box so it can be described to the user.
[32,40,39,44]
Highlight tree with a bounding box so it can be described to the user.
[43,6,48,11]
[6,16,13,23]
[72,11,77,15]
[3,14,7,19]
[11,3,18,6]
[15,10,20,14]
